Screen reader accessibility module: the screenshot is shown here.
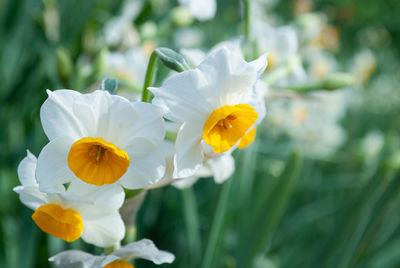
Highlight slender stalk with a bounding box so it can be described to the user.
[201,179,233,268]
[243,0,251,41]
[182,187,202,267]
[141,51,158,103]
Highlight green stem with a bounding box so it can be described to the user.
[201,179,233,268]
[141,51,158,103]
[277,72,355,93]
[243,0,250,41]
[182,187,202,267]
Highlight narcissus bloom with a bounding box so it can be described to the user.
[14,151,125,247]
[36,89,165,192]
[49,239,175,268]
[105,48,149,93]
[150,47,267,177]
[178,0,216,21]
[265,90,347,157]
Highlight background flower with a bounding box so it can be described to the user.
[14,151,125,247]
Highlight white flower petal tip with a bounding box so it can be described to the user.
[179,0,216,21]
[17,150,38,187]
[250,53,269,76]
[37,89,166,190]
[113,239,175,264]
[49,239,175,268]
[49,250,118,268]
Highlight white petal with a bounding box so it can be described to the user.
[241,80,267,124]
[80,205,125,247]
[89,91,139,145]
[209,39,243,56]
[67,180,125,209]
[172,176,200,189]
[36,136,76,193]
[209,154,235,184]
[249,53,268,77]
[13,185,48,210]
[72,90,112,138]
[118,102,165,146]
[274,26,299,62]
[49,250,118,268]
[173,121,204,178]
[41,90,85,140]
[17,150,38,187]
[119,138,166,189]
[180,48,207,67]
[196,47,260,107]
[113,239,175,264]
[150,69,212,123]
[179,0,216,21]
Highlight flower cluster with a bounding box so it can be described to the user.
[14,47,267,267]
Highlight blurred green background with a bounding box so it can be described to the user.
[1,0,400,267]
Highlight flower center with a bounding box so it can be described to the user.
[32,203,83,242]
[293,106,309,123]
[67,137,130,186]
[103,260,135,268]
[266,53,276,71]
[203,104,258,153]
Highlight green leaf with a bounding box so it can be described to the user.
[238,150,302,267]
[311,160,397,268]
[182,187,202,267]
[344,169,400,267]
[201,178,234,268]
[100,78,119,95]
[155,48,190,73]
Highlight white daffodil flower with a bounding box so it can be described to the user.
[105,48,149,93]
[305,51,338,81]
[251,22,307,86]
[14,151,125,247]
[36,89,165,192]
[180,38,266,151]
[351,49,377,86]
[174,27,204,49]
[178,0,216,21]
[103,0,143,46]
[150,47,267,178]
[49,239,175,268]
[252,22,299,70]
[266,90,347,158]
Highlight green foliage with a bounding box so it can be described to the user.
[1,0,400,267]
